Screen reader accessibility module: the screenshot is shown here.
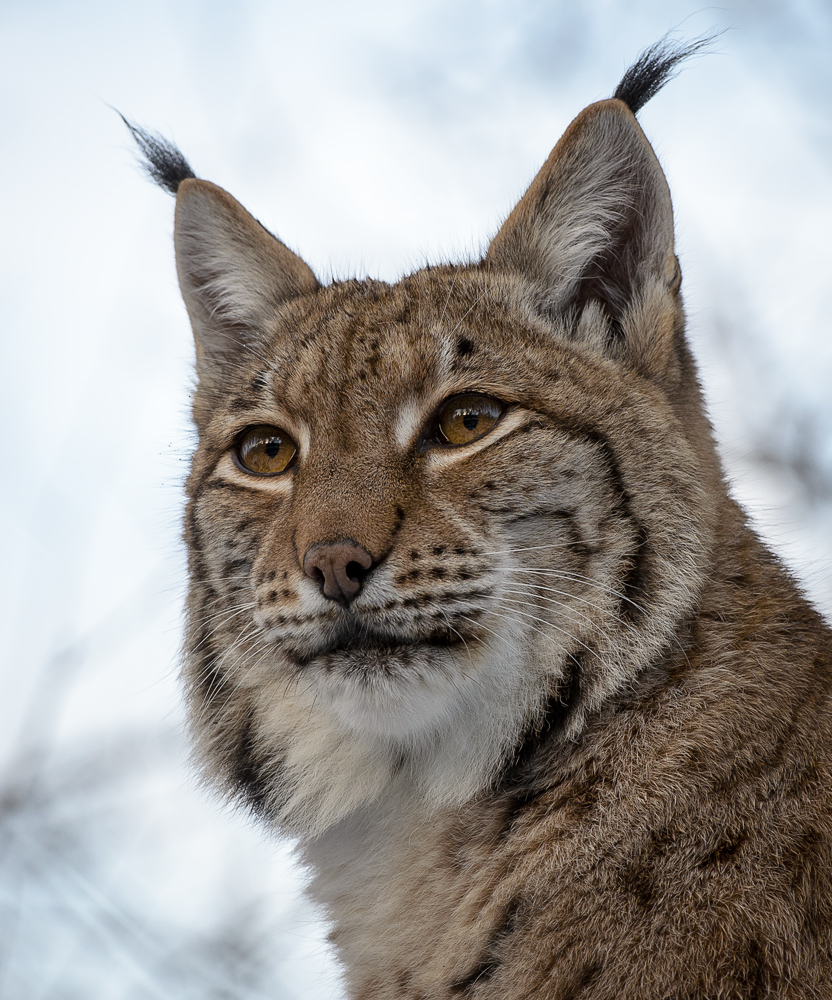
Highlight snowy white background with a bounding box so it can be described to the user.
[1,1,831,997]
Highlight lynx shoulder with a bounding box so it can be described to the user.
[130,38,832,998]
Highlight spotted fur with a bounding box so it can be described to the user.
[140,40,832,998]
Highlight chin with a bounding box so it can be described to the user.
[303,641,487,742]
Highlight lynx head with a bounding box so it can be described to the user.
[130,39,719,837]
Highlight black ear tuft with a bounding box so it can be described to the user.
[613,33,718,114]
[119,114,196,194]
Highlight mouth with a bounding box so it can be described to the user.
[284,619,472,671]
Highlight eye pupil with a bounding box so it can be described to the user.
[265,440,281,458]
[462,413,479,431]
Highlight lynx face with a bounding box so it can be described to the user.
[188,269,702,749]
[177,100,716,832]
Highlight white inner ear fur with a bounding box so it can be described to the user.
[486,100,675,322]
[174,179,318,364]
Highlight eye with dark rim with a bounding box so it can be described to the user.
[234,425,298,476]
[433,392,506,448]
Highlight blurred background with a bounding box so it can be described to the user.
[1,1,831,996]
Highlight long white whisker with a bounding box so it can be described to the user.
[500,585,618,646]
[497,597,600,660]
[191,602,258,652]
[479,539,604,557]
[503,567,646,615]
[500,579,641,639]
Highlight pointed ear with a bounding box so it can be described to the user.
[486,99,680,375]
[174,179,319,367]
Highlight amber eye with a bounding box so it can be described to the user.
[436,393,505,446]
[235,425,297,476]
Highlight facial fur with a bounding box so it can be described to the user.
[182,262,713,834]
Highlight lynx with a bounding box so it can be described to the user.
[129,39,832,998]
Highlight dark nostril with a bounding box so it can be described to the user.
[303,540,374,606]
[345,560,366,583]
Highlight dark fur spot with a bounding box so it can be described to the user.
[561,962,603,998]
[618,858,655,909]
[495,791,540,838]
[456,336,475,356]
[450,957,499,994]
[229,396,253,411]
[702,830,747,866]
[410,549,421,561]
[448,897,521,994]
[223,557,250,575]
[432,545,446,556]
[726,569,752,589]
[431,567,447,580]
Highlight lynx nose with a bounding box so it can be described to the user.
[303,540,374,607]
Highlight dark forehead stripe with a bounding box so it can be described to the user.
[229,374,270,410]
[229,395,257,412]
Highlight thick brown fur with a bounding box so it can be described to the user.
[145,45,832,998]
